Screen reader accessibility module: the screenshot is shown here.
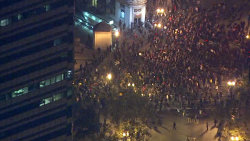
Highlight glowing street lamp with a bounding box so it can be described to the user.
[231,136,239,140]
[227,81,236,86]
[114,30,120,37]
[246,35,249,39]
[154,23,162,28]
[157,23,162,28]
[156,8,164,14]
[106,73,112,80]
[128,83,131,86]
[132,83,135,87]
[156,8,160,13]
[160,8,164,13]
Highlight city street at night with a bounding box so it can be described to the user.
[0,0,249,140]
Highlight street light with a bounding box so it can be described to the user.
[160,8,164,13]
[246,35,249,39]
[154,23,162,28]
[106,73,112,80]
[157,23,162,28]
[227,81,236,86]
[156,8,164,14]
[156,8,161,13]
[132,83,135,87]
[231,136,239,140]
[115,30,120,37]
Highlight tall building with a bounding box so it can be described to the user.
[0,0,74,140]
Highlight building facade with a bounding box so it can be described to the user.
[115,0,146,28]
[0,0,74,140]
[78,0,146,29]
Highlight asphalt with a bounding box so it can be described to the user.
[149,111,220,141]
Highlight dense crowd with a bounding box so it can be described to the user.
[117,1,249,117]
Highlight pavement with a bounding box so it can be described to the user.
[149,111,220,141]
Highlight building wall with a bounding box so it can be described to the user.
[94,31,112,50]
[0,0,74,140]
[114,0,146,28]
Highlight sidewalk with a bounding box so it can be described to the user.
[149,111,220,141]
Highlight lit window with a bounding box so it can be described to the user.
[40,81,45,88]
[120,10,125,19]
[56,74,63,82]
[17,14,22,20]
[53,93,63,101]
[40,97,52,106]
[11,87,28,98]
[67,89,73,96]
[53,38,62,46]
[44,4,50,12]
[45,79,50,86]
[0,19,9,27]
[51,77,55,84]
[92,0,97,7]
[66,70,72,79]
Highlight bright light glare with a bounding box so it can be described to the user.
[115,31,119,37]
[157,23,162,28]
[123,132,126,137]
[132,83,135,87]
[246,35,249,39]
[156,9,160,13]
[128,83,131,86]
[139,52,142,56]
[231,137,235,140]
[227,81,236,86]
[109,20,114,25]
[160,9,164,13]
[106,73,112,80]
[235,137,239,140]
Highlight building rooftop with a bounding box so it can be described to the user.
[93,22,112,32]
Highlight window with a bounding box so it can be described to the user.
[51,76,55,84]
[66,70,72,79]
[56,74,64,82]
[11,87,28,98]
[0,19,9,27]
[40,93,63,107]
[40,97,52,106]
[120,10,125,19]
[40,81,45,88]
[67,89,73,96]
[92,0,97,7]
[17,14,22,20]
[0,95,6,102]
[45,79,50,86]
[53,93,63,101]
[53,38,62,46]
[44,4,50,12]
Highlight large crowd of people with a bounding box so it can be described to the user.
[74,0,249,140]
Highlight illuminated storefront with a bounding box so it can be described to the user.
[115,0,146,28]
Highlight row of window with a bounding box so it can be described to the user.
[0,4,50,27]
[39,92,63,107]
[0,0,69,28]
[0,35,65,66]
[0,14,69,46]
[0,71,72,103]
[40,74,64,88]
